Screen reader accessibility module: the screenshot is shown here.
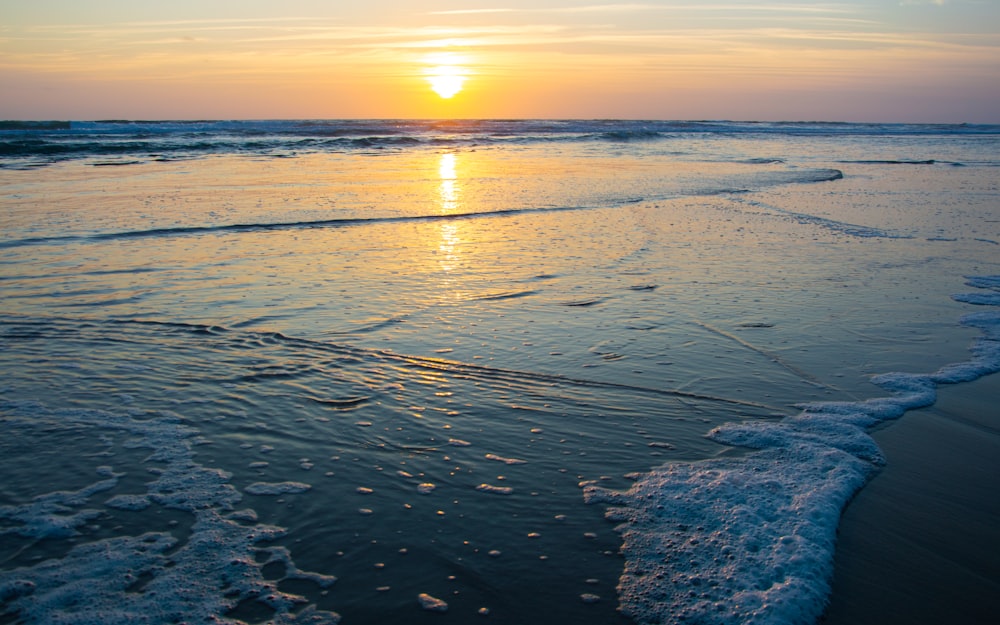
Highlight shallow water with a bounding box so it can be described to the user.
[2,122,999,624]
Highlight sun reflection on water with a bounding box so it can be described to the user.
[437,221,461,273]
[436,152,464,277]
[438,152,459,214]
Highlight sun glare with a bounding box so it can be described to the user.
[427,67,465,99]
[423,52,469,99]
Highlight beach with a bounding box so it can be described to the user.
[823,372,1000,625]
[1,120,998,624]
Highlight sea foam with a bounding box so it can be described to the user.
[584,275,1000,625]
[0,404,339,625]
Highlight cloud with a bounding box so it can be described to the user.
[4,2,996,91]
[430,4,660,15]
[430,3,858,17]
[428,8,516,15]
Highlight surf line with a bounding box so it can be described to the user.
[0,204,604,250]
[583,275,1000,625]
[0,312,784,414]
[723,195,907,240]
[690,319,845,394]
[390,351,783,413]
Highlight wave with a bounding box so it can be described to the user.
[584,275,1000,625]
[3,267,996,624]
[0,305,786,624]
[837,159,937,165]
[587,129,667,142]
[3,119,997,167]
[0,120,71,130]
[0,206,591,249]
[0,313,780,414]
[0,167,845,249]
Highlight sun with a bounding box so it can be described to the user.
[428,69,465,99]
[423,52,469,99]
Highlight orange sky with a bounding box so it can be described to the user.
[2,1,999,121]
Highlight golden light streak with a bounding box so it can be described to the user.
[438,152,459,213]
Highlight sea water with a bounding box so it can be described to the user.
[1,120,998,624]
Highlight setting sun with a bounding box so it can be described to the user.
[428,69,465,99]
[423,52,469,99]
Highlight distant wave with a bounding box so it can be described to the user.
[587,129,667,142]
[837,159,937,165]
[0,121,71,130]
[3,119,998,167]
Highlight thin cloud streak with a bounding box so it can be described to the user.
[10,17,986,53]
[430,3,858,16]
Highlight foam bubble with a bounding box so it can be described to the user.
[418,593,449,612]
[647,441,675,449]
[963,275,1000,290]
[484,453,527,465]
[475,483,514,495]
[245,481,312,496]
[105,494,152,511]
[585,444,873,625]
[229,509,258,522]
[0,468,121,538]
[953,292,1000,306]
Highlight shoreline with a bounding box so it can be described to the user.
[822,371,1000,624]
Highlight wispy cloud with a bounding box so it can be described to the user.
[430,3,858,16]
[429,4,656,16]
[428,8,516,15]
[3,4,996,89]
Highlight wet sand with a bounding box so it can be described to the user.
[822,372,1000,624]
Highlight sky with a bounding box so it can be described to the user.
[2,0,998,121]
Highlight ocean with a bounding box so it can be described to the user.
[1,119,998,624]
